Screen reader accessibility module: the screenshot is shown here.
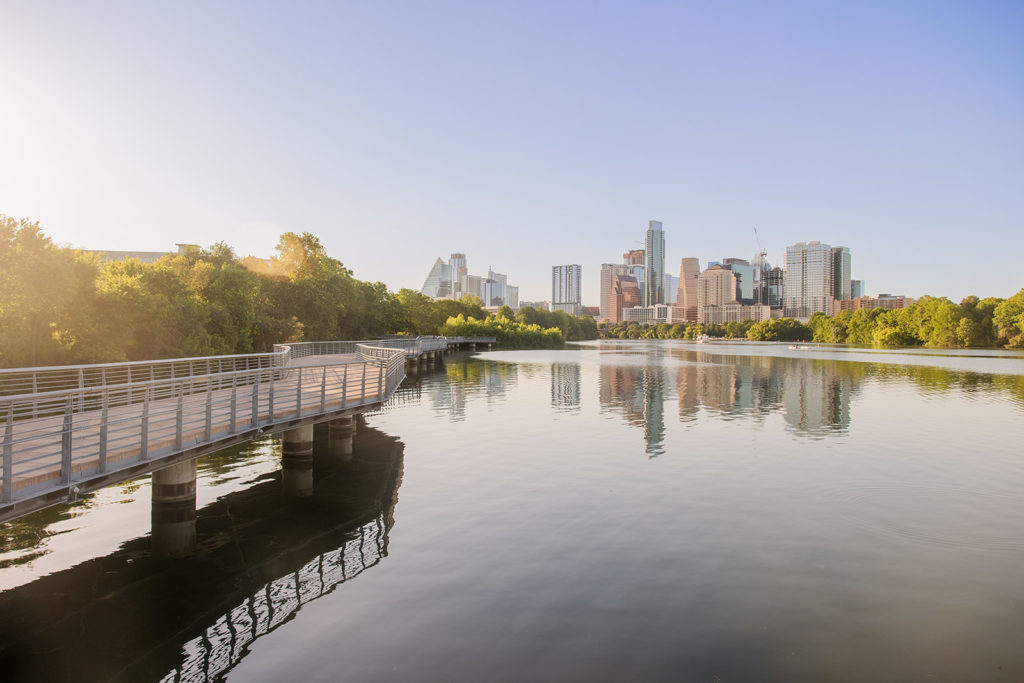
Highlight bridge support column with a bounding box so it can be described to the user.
[151,459,197,558]
[282,425,314,497]
[328,416,354,458]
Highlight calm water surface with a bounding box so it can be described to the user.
[2,341,1024,682]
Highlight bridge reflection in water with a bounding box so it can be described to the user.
[0,421,404,682]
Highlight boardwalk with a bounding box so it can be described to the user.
[0,336,492,523]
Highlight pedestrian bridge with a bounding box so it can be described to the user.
[0,335,494,524]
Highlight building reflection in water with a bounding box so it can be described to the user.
[0,423,405,683]
[596,346,864,451]
[381,357,519,421]
[598,363,667,456]
[551,363,581,412]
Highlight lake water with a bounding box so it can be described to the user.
[2,341,1024,682]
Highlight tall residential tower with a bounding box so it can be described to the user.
[644,220,665,305]
[552,264,583,316]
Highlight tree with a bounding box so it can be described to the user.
[994,289,1024,348]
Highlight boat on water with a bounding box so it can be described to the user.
[696,334,710,343]
[788,344,813,350]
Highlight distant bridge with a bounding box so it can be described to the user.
[0,335,494,525]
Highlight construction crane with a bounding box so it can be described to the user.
[753,227,767,265]
[753,227,769,305]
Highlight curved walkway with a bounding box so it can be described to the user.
[0,336,490,523]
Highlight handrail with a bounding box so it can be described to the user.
[0,339,411,509]
[0,349,290,398]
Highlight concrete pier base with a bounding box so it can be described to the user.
[328,416,354,459]
[151,460,197,558]
[282,425,314,497]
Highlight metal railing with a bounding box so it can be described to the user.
[276,335,448,360]
[0,351,289,398]
[0,342,408,506]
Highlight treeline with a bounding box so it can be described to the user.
[807,295,1024,348]
[600,292,1024,348]
[441,305,599,349]
[0,217,597,367]
[602,320,753,340]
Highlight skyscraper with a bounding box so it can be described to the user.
[851,279,864,299]
[600,263,631,321]
[449,253,467,296]
[420,258,452,298]
[611,275,641,322]
[697,265,738,309]
[552,264,582,315]
[721,258,757,304]
[784,241,834,318]
[677,257,700,322]
[623,249,646,306]
[485,268,508,306]
[764,267,785,308]
[644,220,665,305]
[831,246,852,301]
[663,274,679,304]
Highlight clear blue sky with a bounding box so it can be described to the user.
[2,1,1022,305]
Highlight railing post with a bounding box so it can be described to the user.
[61,395,73,484]
[141,387,150,459]
[361,365,367,403]
[77,368,85,412]
[252,370,260,427]
[342,365,348,408]
[175,384,184,450]
[31,374,38,419]
[3,405,13,503]
[320,367,327,411]
[269,368,275,420]
[378,363,383,398]
[99,390,108,473]
[205,381,213,440]
[296,367,303,416]
[230,374,238,434]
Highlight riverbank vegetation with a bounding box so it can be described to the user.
[601,291,1024,349]
[806,294,1024,348]
[0,217,595,367]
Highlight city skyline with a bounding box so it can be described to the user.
[2,2,1021,305]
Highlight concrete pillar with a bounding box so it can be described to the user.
[151,459,197,557]
[282,424,314,497]
[328,416,354,458]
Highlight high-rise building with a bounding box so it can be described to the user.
[420,258,452,298]
[851,279,864,299]
[663,274,679,304]
[611,275,641,323]
[623,249,645,266]
[623,249,646,306]
[677,258,700,322]
[831,246,852,301]
[449,253,468,296]
[600,263,631,321]
[697,264,739,323]
[506,285,519,309]
[552,264,583,316]
[721,258,757,305]
[697,265,738,309]
[484,268,508,306]
[764,267,785,308]
[644,220,666,305]
[784,241,834,318]
[462,274,483,300]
